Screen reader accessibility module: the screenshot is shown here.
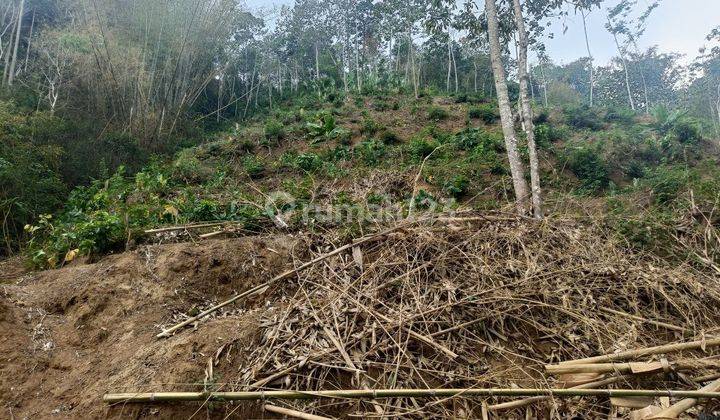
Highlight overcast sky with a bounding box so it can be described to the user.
[244,0,720,65]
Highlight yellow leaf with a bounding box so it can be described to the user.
[163,204,179,218]
[64,248,80,263]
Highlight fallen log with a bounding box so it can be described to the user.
[559,338,720,365]
[103,388,720,404]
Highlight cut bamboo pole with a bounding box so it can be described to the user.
[546,359,720,375]
[103,388,720,404]
[263,404,332,420]
[488,376,623,411]
[559,338,720,365]
[648,378,720,419]
[156,226,402,338]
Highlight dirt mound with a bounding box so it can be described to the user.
[0,235,296,419]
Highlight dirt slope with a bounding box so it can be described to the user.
[0,235,297,419]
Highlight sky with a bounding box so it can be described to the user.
[244,0,720,66]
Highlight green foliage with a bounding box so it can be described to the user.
[306,111,337,138]
[242,156,265,179]
[408,137,439,162]
[534,124,568,148]
[355,139,386,166]
[361,117,383,135]
[427,106,449,121]
[442,175,469,199]
[295,153,324,172]
[173,149,212,183]
[264,119,286,140]
[468,103,499,124]
[643,166,691,205]
[604,107,635,125]
[565,144,609,194]
[0,102,68,253]
[564,105,604,130]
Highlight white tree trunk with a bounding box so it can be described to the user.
[609,17,635,111]
[485,0,530,214]
[581,9,594,107]
[512,0,542,219]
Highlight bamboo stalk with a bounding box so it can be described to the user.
[546,359,720,375]
[559,338,720,365]
[694,372,720,383]
[103,388,720,404]
[598,307,691,334]
[488,376,623,411]
[263,404,332,420]
[144,222,229,234]
[648,378,720,419]
[156,226,402,338]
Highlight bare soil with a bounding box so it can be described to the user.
[0,235,297,419]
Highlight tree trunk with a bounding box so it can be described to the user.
[7,0,24,86]
[473,60,478,93]
[446,36,452,92]
[451,40,458,92]
[2,12,15,85]
[609,17,635,111]
[539,61,548,107]
[315,43,320,81]
[485,0,530,215]
[512,0,542,218]
[581,9,594,107]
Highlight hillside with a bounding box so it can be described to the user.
[2,93,720,418]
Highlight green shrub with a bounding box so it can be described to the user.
[173,149,211,183]
[534,124,568,148]
[355,139,386,165]
[604,107,635,125]
[566,145,609,193]
[264,119,285,140]
[295,153,323,172]
[428,106,449,121]
[408,138,438,161]
[327,127,352,145]
[361,117,382,135]
[564,105,603,130]
[443,175,469,199]
[242,156,265,179]
[643,166,690,205]
[671,119,702,144]
[469,103,499,124]
[306,111,337,138]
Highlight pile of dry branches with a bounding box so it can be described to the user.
[216,214,720,417]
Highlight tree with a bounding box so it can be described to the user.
[484,0,530,214]
[511,0,542,218]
